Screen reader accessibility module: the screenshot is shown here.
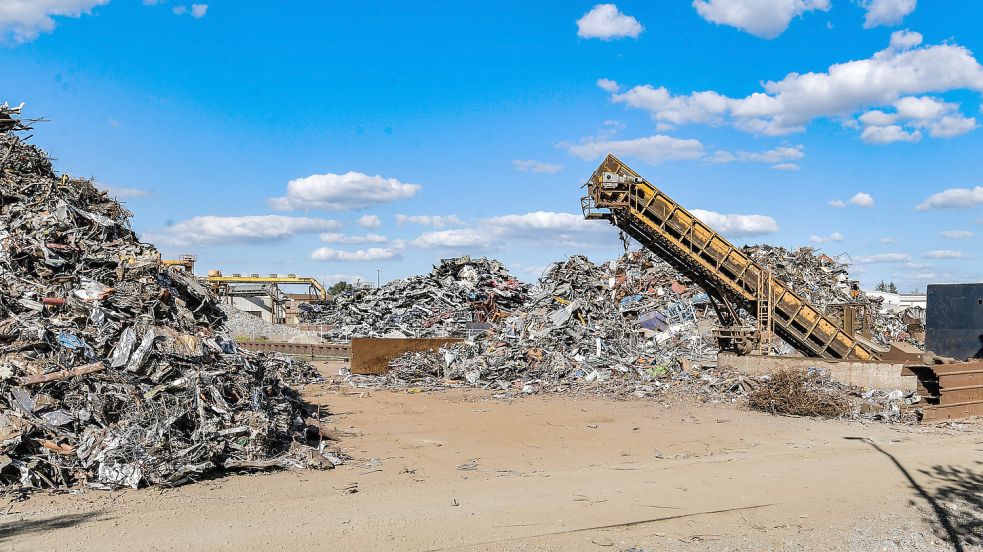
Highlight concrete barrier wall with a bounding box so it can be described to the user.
[717,352,916,391]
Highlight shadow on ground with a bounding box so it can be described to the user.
[847,437,983,552]
[0,511,106,543]
[918,462,983,550]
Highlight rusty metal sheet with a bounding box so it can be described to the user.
[350,337,463,375]
[238,341,350,358]
[905,361,983,422]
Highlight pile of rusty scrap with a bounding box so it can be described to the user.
[300,256,529,339]
[0,107,340,491]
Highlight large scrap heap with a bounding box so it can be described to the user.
[582,154,882,361]
[0,107,337,490]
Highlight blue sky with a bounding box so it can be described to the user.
[1,0,980,291]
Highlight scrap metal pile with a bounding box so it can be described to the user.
[744,244,923,347]
[300,256,529,339]
[0,107,338,491]
[379,252,718,393]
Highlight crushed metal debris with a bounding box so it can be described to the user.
[0,106,342,491]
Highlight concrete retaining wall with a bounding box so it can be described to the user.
[717,352,916,391]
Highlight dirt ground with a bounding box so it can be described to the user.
[2,361,981,551]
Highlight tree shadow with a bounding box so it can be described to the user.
[846,437,982,552]
[917,462,983,549]
[0,510,106,543]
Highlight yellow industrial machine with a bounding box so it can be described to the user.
[203,272,328,301]
[161,254,197,273]
[582,154,881,361]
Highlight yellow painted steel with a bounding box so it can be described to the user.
[584,154,878,361]
[204,276,327,300]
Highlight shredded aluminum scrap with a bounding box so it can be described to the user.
[0,107,340,491]
[300,256,530,339]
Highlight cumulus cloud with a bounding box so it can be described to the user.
[576,4,643,40]
[395,214,464,229]
[809,231,844,243]
[940,230,973,239]
[597,78,620,93]
[858,96,976,143]
[692,0,830,39]
[855,253,911,263]
[172,5,187,15]
[310,247,402,262]
[269,171,421,211]
[0,0,108,42]
[861,124,921,143]
[771,163,800,171]
[319,233,388,245]
[411,228,494,250]
[357,214,381,228]
[849,192,875,208]
[690,209,779,237]
[859,0,916,29]
[828,199,847,208]
[190,3,207,18]
[148,215,340,247]
[916,186,983,210]
[603,31,983,140]
[566,135,705,165]
[411,211,619,252]
[513,160,563,174]
[924,249,971,259]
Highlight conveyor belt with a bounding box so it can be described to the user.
[582,154,880,361]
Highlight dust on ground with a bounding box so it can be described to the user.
[2,361,981,552]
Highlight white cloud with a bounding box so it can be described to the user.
[771,163,800,171]
[357,214,381,228]
[319,233,388,245]
[513,159,563,174]
[269,171,421,211]
[828,199,847,208]
[858,96,976,142]
[411,229,494,250]
[924,249,971,259]
[411,211,619,252]
[881,237,900,244]
[576,4,643,40]
[855,253,911,263]
[310,247,402,262]
[849,192,875,208]
[149,215,340,247]
[691,0,830,39]
[395,214,464,229]
[916,186,983,210]
[597,78,620,93]
[861,124,921,143]
[690,209,779,237]
[809,231,843,243]
[566,135,705,165]
[606,32,983,140]
[190,3,207,18]
[172,5,187,15]
[859,0,916,29]
[0,0,108,42]
[940,230,973,239]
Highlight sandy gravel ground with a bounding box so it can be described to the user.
[2,363,981,551]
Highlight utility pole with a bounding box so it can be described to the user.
[376,269,381,289]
